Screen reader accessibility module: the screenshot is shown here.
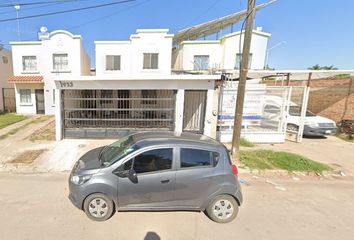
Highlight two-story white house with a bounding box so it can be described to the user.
[172,28,270,72]
[10,30,90,115]
[0,47,14,112]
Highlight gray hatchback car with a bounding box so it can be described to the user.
[68,132,242,223]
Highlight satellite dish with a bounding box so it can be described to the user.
[40,26,48,33]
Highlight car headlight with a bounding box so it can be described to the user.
[71,174,92,185]
[305,121,319,128]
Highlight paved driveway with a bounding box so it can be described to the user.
[0,172,353,240]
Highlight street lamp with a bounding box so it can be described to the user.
[264,40,286,69]
[14,4,21,41]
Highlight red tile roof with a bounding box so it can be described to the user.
[9,75,44,83]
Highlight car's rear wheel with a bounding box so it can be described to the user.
[206,195,238,223]
[83,193,114,221]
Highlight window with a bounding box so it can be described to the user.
[235,53,252,70]
[22,56,37,71]
[193,55,209,71]
[106,55,121,71]
[289,106,316,117]
[133,148,172,174]
[143,53,158,69]
[141,90,157,104]
[2,56,8,64]
[52,89,56,105]
[180,148,219,168]
[19,89,31,104]
[53,54,68,70]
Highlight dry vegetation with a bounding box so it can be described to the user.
[28,120,55,141]
[9,149,47,164]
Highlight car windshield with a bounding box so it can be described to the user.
[100,135,139,167]
[289,106,316,117]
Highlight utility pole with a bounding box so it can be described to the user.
[231,0,255,159]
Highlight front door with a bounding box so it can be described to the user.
[183,90,207,133]
[117,148,176,209]
[35,89,45,114]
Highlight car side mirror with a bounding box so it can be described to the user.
[128,169,138,183]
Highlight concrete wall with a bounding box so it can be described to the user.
[14,83,44,114]
[0,48,14,111]
[95,29,173,77]
[263,77,354,123]
[11,30,90,115]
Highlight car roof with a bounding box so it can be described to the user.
[130,131,223,149]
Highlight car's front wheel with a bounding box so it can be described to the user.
[83,193,114,221]
[206,195,239,223]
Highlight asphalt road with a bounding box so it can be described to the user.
[0,172,353,240]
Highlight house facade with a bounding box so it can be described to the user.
[172,28,270,72]
[10,30,90,115]
[0,47,14,112]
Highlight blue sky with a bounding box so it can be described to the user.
[0,0,353,69]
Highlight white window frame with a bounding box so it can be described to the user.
[193,55,210,71]
[22,56,37,72]
[143,53,159,70]
[52,89,56,105]
[19,89,32,104]
[53,53,69,71]
[235,53,253,70]
[105,55,121,71]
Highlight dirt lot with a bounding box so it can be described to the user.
[0,172,353,240]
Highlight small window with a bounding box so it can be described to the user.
[53,53,68,71]
[22,56,37,71]
[106,55,121,71]
[141,90,157,104]
[2,56,8,64]
[143,53,158,69]
[235,53,252,70]
[193,55,209,71]
[19,89,31,104]
[133,148,172,174]
[180,148,219,168]
[52,89,56,105]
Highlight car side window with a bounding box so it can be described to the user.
[132,148,173,174]
[180,148,219,168]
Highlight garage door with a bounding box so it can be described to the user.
[62,89,176,138]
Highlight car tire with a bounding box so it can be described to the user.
[287,124,299,132]
[206,195,239,223]
[83,193,115,221]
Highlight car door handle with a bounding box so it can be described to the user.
[161,179,170,184]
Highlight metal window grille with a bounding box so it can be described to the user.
[193,55,209,71]
[63,89,175,131]
[22,56,37,71]
[143,53,158,69]
[20,89,31,103]
[53,54,68,70]
[106,55,121,71]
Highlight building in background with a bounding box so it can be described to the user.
[9,29,90,115]
[0,47,15,112]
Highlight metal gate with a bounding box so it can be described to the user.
[183,90,207,133]
[2,88,16,112]
[63,89,176,138]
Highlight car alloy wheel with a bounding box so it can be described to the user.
[213,199,234,220]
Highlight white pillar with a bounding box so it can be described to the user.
[203,89,215,137]
[55,89,62,141]
[174,89,184,133]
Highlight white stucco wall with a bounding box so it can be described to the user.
[0,48,14,111]
[174,29,270,71]
[10,30,90,115]
[95,29,173,77]
[14,83,44,114]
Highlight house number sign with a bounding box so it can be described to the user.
[59,81,74,88]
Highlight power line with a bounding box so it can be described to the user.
[0,0,88,8]
[0,0,136,22]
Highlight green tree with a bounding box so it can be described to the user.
[307,64,321,70]
[308,64,338,70]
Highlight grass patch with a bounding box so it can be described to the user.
[0,115,53,140]
[336,133,354,142]
[9,149,47,164]
[0,112,28,129]
[29,120,55,141]
[240,150,332,173]
[240,137,254,147]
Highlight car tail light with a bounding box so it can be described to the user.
[231,164,238,176]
